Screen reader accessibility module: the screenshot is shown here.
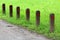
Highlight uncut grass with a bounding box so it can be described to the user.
[0,0,60,40]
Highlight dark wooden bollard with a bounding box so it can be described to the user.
[26,8,30,21]
[50,13,55,33]
[16,7,20,19]
[9,5,13,17]
[2,4,5,14]
[36,11,40,26]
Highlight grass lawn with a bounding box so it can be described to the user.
[0,0,60,40]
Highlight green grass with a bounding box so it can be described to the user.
[0,0,60,40]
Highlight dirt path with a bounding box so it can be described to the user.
[0,20,51,40]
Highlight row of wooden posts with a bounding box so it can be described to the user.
[2,4,55,33]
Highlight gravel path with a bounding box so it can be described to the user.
[0,20,51,40]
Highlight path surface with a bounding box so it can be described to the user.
[0,20,51,40]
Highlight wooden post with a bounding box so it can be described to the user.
[36,11,40,26]
[2,4,5,14]
[16,7,20,19]
[9,5,13,17]
[26,8,30,21]
[50,13,55,33]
